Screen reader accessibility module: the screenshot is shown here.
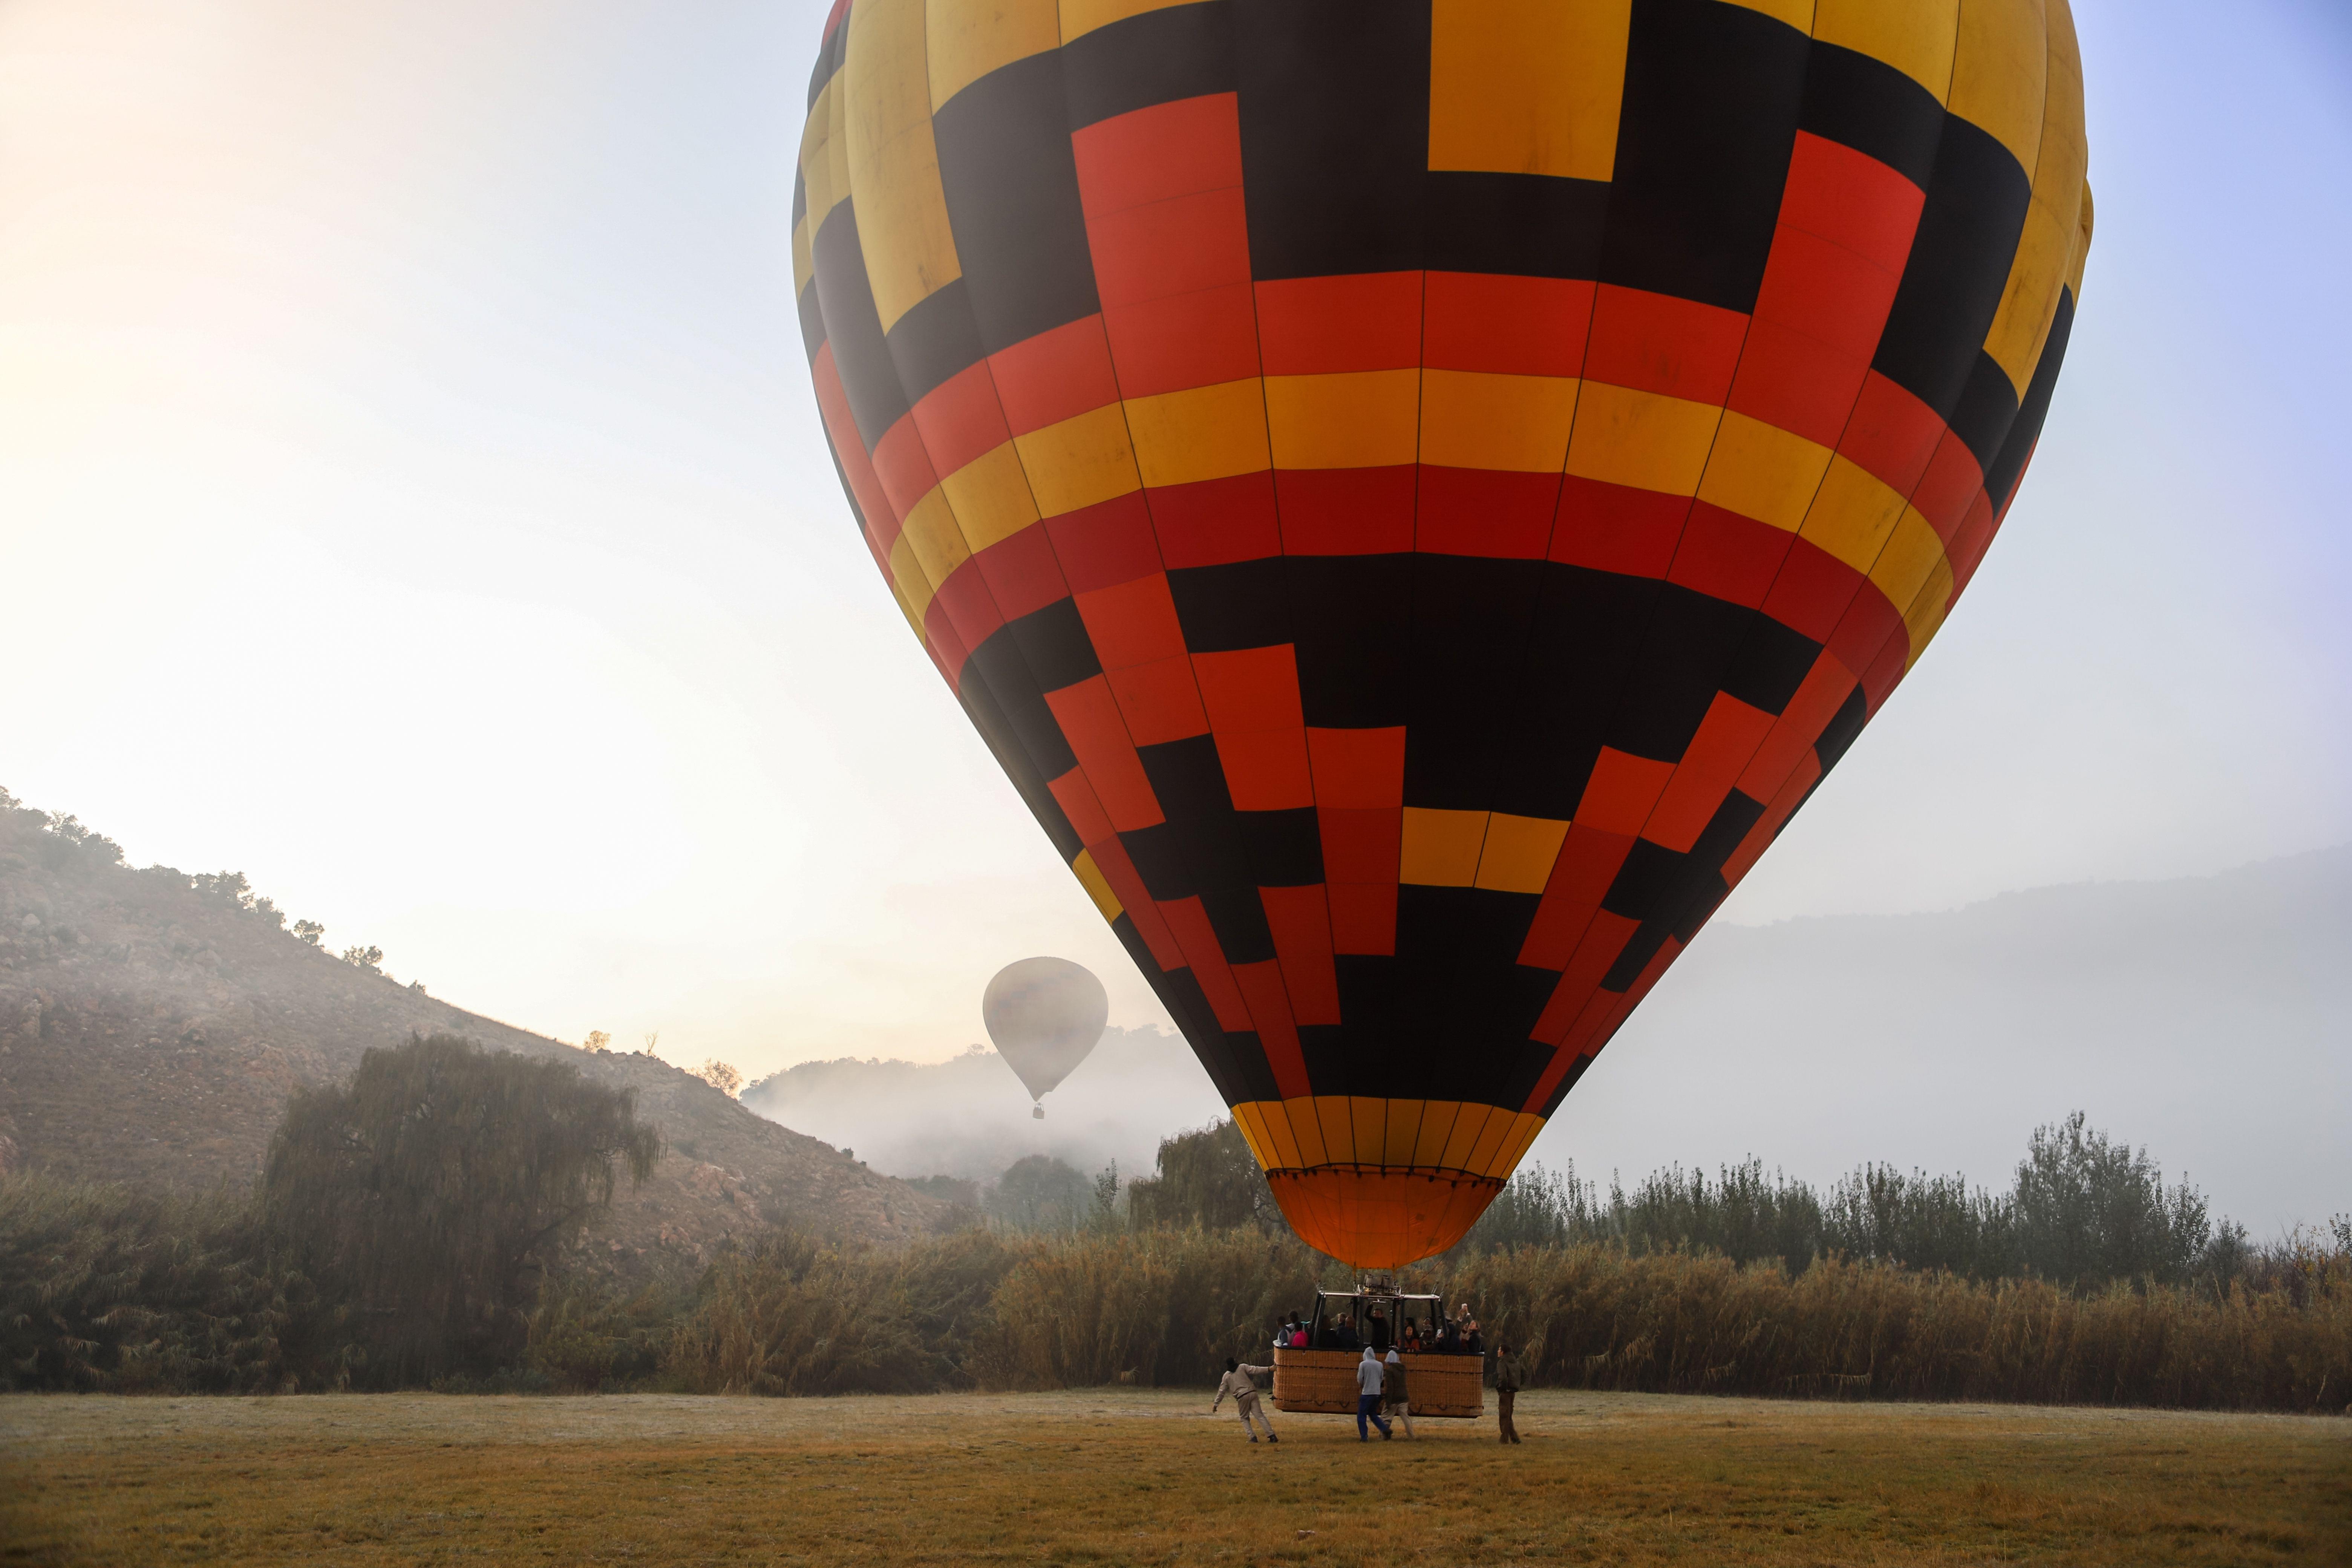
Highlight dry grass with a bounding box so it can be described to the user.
[4,1390,2345,1566]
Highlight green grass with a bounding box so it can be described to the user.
[3,1389,2345,1566]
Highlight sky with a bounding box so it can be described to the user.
[2,0,2347,1089]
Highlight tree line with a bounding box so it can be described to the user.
[1452,1113,2265,1292]
[5,1035,2346,1409]
[919,1112,2301,1300]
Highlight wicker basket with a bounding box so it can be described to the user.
[1269,1348,1485,1419]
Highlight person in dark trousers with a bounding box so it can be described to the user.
[1354,1347,1392,1440]
[1493,1341,1524,1444]
[1381,1348,1415,1438]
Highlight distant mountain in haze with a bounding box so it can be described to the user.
[0,794,949,1269]
[749,848,2349,1233]
[743,1025,1225,1189]
[1556,844,2350,1234]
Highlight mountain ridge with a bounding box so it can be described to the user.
[0,796,949,1269]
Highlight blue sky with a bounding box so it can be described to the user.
[1,0,2345,1082]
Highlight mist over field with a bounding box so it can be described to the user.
[744,1026,1225,1189]
[750,849,2349,1233]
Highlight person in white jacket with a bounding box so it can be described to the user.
[1354,1347,1393,1440]
[1213,1358,1278,1442]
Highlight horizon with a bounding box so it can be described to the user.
[12,775,2342,1076]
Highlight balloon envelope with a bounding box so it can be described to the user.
[798,0,2089,1266]
[983,957,1110,1107]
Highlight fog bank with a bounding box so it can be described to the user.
[747,848,2349,1232]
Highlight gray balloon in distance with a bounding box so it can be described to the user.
[983,957,1109,1118]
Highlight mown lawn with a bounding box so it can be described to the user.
[3,1389,2345,1566]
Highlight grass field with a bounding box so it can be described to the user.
[3,1389,2346,1566]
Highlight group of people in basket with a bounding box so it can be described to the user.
[1211,1300,1527,1445]
[1274,1300,1481,1356]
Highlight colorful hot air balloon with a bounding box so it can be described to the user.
[983,956,1111,1115]
[796,0,2089,1267]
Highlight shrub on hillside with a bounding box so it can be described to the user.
[904,1174,982,1208]
[986,1154,1090,1232]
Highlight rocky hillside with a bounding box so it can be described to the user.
[0,794,947,1272]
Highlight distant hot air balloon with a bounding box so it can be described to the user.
[797,0,2089,1267]
[983,956,1109,1116]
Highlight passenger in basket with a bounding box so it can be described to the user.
[1289,1316,1309,1349]
[1213,1358,1279,1444]
[1354,1347,1393,1441]
[1367,1306,1391,1352]
[1400,1319,1423,1354]
[1381,1348,1415,1439]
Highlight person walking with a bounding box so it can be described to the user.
[1354,1346,1392,1441]
[1213,1358,1279,1443]
[1381,1348,1415,1439]
[1493,1341,1524,1444]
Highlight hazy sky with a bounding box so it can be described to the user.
[3,0,2346,1081]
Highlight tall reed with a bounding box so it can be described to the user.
[1432,1243,2352,1411]
[0,1171,348,1392]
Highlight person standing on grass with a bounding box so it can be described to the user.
[1381,1348,1415,1439]
[1213,1358,1279,1443]
[1493,1341,1524,1445]
[1355,1347,1393,1441]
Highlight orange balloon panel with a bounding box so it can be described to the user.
[1268,1170,1504,1272]
[796,0,2090,1266]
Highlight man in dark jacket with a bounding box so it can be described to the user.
[1381,1348,1415,1438]
[1493,1342,1524,1444]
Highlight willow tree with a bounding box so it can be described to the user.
[1125,1120,1275,1234]
[266,1034,659,1384]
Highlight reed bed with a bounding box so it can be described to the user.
[658,1225,2351,1414]
[1446,1243,2352,1410]
[11,1168,2347,1413]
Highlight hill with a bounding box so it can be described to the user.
[0,794,946,1270]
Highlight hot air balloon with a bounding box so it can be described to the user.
[796,0,2089,1271]
[983,956,1110,1115]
